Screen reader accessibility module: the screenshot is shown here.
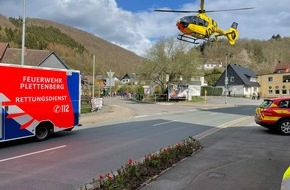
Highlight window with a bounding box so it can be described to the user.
[260,100,273,108]
[268,77,273,82]
[283,75,290,83]
[250,77,257,82]
[122,79,129,83]
[230,76,234,82]
[282,89,287,94]
[268,90,273,94]
[275,90,280,94]
[278,100,289,108]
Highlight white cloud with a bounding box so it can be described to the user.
[0,0,289,56]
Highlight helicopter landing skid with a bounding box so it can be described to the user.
[177,34,199,44]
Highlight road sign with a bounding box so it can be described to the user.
[106,78,115,87]
[107,70,114,78]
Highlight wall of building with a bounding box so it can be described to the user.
[39,55,67,69]
[258,73,290,98]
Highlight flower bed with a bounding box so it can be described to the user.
[79,137,201,190]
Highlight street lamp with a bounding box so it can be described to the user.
[225,53,228,104]
[21,0,26,65]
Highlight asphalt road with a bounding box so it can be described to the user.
[0,97,272,190]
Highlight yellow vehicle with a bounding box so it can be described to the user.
[155,0,253,45]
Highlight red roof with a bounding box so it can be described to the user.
[274,61,290,73]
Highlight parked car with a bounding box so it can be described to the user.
[255,97,290,135]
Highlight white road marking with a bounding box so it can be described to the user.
[134,115,148,118]
[194,116,251,140]
[153,120,178,126]
[0,145,67,163]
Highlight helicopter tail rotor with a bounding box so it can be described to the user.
[226,22,239,45]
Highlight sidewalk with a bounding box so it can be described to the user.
[79,104,134,125]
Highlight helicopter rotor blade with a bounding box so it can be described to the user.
[154,9,198,13]
[155,7,254,14]
[206,7,254,13]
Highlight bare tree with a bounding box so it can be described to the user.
[139,37,203,93]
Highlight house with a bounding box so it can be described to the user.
[258,61,290,98]
[0,42,69,69]
[190,76,208,86]
[215,64,259,97]
[81,74,106,88]
[274,61,290,74]
[120,73,136,85]
[204,62,223,70]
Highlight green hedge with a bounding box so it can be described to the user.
[201,86,223,96]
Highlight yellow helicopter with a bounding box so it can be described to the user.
[155,0,254,45]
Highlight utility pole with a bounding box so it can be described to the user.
[91,55,96,112]
[92,55,95,98]
[21,0,26,65]
[225,53,228,104]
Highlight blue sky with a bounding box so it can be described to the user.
[0,0,289,56]
[117,0,194,12]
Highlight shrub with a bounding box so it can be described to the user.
[201,86,223,96]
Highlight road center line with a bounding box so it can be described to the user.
[153,120,178,126]
[0,145,67,163]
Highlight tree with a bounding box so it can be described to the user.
[271,34,281,40]
[204,67,223,86]
[138,37,203,93]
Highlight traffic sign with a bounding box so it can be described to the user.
[107,70,114,78]
[106,78,115,87]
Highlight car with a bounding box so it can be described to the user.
[255,97,290,135]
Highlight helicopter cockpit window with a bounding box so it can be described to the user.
[180,16,208,27]
[196,18,208,27]
[190,16,198,24]
[181,16,195,23]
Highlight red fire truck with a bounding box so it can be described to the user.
[0,63,81,142]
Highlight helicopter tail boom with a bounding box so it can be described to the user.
[226,22,239,45]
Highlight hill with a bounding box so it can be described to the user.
[0,15,144,77]
[200,36,290,75]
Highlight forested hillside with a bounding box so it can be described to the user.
[0,15,144,76]
[0,14,289,76]
[200,36,290,75]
